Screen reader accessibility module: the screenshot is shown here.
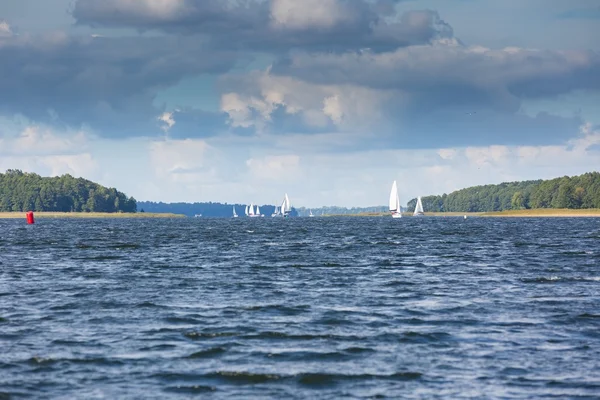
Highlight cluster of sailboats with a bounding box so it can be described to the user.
[230,184,425,219]
[232,193,292,218]
[389,180,424,218]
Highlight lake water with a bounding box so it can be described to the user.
[1,217,599,399]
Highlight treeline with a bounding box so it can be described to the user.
[138,201,298,217]
[406,172,600,212]
[138,202,390,217]
[294,206,391,216]
[0,170,137,212]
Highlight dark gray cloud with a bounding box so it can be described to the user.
[0,33,237,137]
[270,45,600,112]
[72,0,451,52]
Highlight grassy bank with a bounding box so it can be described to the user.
[0,212,185,219]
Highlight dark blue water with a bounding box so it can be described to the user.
[1,217,599,399]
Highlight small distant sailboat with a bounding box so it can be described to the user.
[281,193,292,218]
[271,205,280,217]
[413,196,425,216]
[232,206,238,218]
[309,209,314,217]
[247,203,261,218]
[389,181,402,218]
[256,205,264,217]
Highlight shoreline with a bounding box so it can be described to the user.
[0,212,185,219]
[326,209,600,218]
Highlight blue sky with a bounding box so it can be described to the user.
[1,0,599,207]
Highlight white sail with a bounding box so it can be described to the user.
[414,196,424,216]
[284,193,291,212]
[248,203,255,215]
[233,206,238,217]
[256,205,261,215]
[389,181,398,211]
[389,180,402,218]
[245,205,249,215]
[309,209,314,217]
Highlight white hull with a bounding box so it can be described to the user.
[391,212,402,218]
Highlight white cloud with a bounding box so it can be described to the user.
[0,123,97,178]
[157,110,179,133]
[270,0,355,30]
[0,20,12,37]
[0,125,89,156]
[221,70,394,132]
[246,154,302,181]
[149,138,212,180]
[89,0,185,20]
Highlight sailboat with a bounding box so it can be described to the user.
[389,181,402,218]
[271,205,280,217]
[247,203,260,218]
[281,193,292,218]
[413,196,425,216]
[232,206,238,218]
[309,209,314,217]
[256,205,264,217]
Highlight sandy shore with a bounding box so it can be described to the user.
[0,212,185,219]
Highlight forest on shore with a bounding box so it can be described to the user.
[406,172,600,213]
[0,170,137,213]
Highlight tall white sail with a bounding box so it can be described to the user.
[233,206,238,217]
[389,181,402,218]
[245,205,249,215]
[256,205,261,215]
[389,181,398,211]
[248,203,255,216]
[284,194,291,212]
[414,196,424,216]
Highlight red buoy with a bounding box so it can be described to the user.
[26,211,35,224]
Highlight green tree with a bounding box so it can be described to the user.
[511,192,525,210]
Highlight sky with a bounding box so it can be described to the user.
[0,0,599,208]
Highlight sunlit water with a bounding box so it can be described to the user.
[1,217,599,399]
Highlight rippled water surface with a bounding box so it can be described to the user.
[1,217,600,399]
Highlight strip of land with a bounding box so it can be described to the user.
[326,209,600,217]
[480,209,600,217]
[0,212,185,219]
